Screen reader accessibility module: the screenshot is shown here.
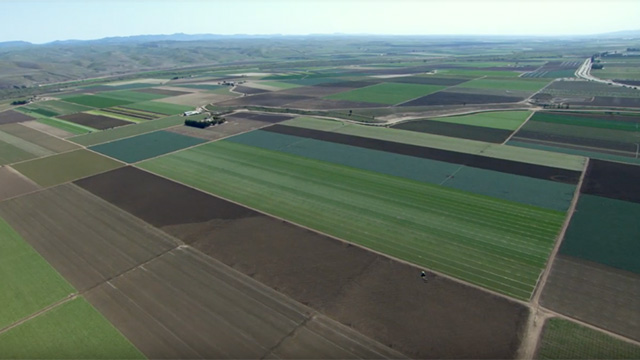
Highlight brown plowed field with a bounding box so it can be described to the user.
[540,255,640,341]
[581,159,640,203]
[76,166,529,359]
[0,184,178,291]
[135,88,191,96]
[0,110,35,125]
[58,113,132,130]
[399,91,522,107]
[263,124,581,183]
[85,247,405,359]
[0,165,40,201]
[216,93,313,107]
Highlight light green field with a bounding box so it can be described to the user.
[69,115,189,146]
[87,110,144,123]
[62,95,135,109]
[326,82,445,105]
[508,140,640,165]
[284,117,585,170]
[0,217,75,329]
[99,90,167,102]
[428,110,532,130]
[140,141,565,300]
[521,120,640,144]
[121,101,193,115]
[12,149,123,187]
[437,69,522,77]
[0,297,145,359]
[36,117,95,135]
[537,317,640,359]
[593,66,640,80]
[458,78,550,92]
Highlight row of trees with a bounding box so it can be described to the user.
[184,116,226,129]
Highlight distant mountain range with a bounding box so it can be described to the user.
[1,30,640,48]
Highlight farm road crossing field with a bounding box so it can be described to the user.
[11,149,122,187]
[140,140,565,300]
[0,184,178,292]
[89,130,207,163]
[85,246,404,359]
[0,297,144,359]
[228,129,575,211]
[76,166,529,359]
[0,216,74,329]
[326,82,445,105]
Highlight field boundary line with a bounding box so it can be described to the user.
[503,109,535,145]
[132,165,531,308]
[517,157,590,360]
[0,294,77,336]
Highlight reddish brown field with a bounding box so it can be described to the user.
[76,166,529,359]
[0,110,35,124]
[58,112,132,130]
[0,165,40,201]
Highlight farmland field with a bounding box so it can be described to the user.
[0,166,40,200]
[69,114,194,146]
[399,90,522,106]
[77,166,529,359]
[58,112,133,130]
[0,184,178,291]
[0,123,79,153]
[61,95,135,108]
[393,119,514,143]
[411,110,531,130]
[0,110,35,125]
[121,101,193,115]
[17,100,94,117]
[0,297,144,359]
[11,149,123,187]
[0,216,75,329]
[35,117,95,136]
[455,78,550,92]
[89,130,207,163]
[536,317,640,359]
[98,90,167,102]
[326,82,445,105]
[139,140,565,300]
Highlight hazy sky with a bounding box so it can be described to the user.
[1,0,639,43]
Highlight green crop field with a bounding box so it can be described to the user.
[99,90,167,102]
[258,81,303,89]
[508,140,640,165]
[121,101,193,115]
[0,141,35,165]
[425,110,531,130]
[12,149,123,187]
[226,130,575,211]
[62,95,135,108]
[593,66,640,80]
[531,112,640,131]
[69,115,189,146]
[326,82,445,105]
[520,121,640,145]
[18,100,94,117]
[0,217,75,329]
[36,117,95,135]
[436,69,522,77]
[0,297,144,359]
[89,130,207,163]
[284,117,585,170]
[560,195,640,274]
[140,140,565,300]
[457,78,550,92]
[537,317,640,359]
[87,110,144,123]
[0,123,79,153]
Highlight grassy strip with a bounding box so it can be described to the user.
[0,217,75,329]
[537,317,640,359]
[0,297,145,359]
[139,141,564,300]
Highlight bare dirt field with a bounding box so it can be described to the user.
[0,184,178,291]
[581,159,640,203]
[234,85,270,95]
[263,124,581,183]
[76,166,529,359]
[58,113,132,130]
[0,165,40,201]
[155,91,238,106]
[20,120,74,138]
[399,91,522,107]
[85,246,405,359]
[540,255,640,341]
[0,110,35,125]
[217,93,313,107]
